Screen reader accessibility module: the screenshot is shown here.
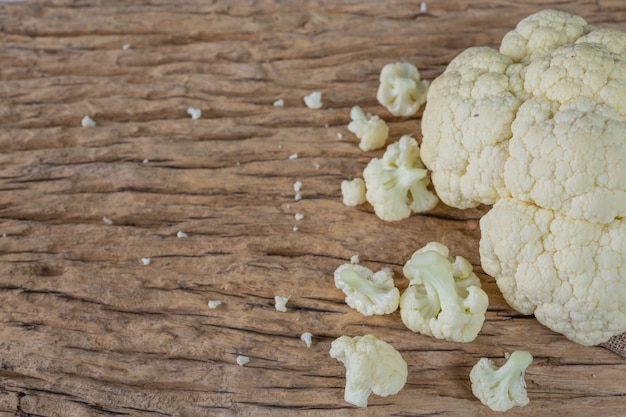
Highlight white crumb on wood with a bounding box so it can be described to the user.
[177,231,188,238]
[274,295,290,312]
[186,107,202,120]
[102,216,113,225]
[294,213,304,221]
[300,332,313,348]
[140,257,151,266]
[273,99,284,107]
[208,300,222,309]
[81,116,96,127]
[236,355,250,366]
[303,91,322,109]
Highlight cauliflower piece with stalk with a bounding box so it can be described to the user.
[470,350,533,412]
[377,62,429,117]
[329,334,407,407]
[334,264,399,316]
[347,106,389,151]
[363,135,438,221]
[400,242,488,342]
[480,198,626,345]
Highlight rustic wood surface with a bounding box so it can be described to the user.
[1,1,625,416]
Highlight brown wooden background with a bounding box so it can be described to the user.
[1,1,625,416]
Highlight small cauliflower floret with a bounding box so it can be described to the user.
[334,264,399,316]
[363,135,438,221]
[347,106,389,151]
[329,334,407,407]
[470,350,533,412]
[377,62,429,117]
[341,178,366,206]
[400,242,488,342]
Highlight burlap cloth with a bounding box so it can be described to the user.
[601,333,626,356]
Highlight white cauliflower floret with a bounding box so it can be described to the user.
[420,46,523,208]
[347,106,389,151]
[505,96,626,224]
[376,62,429,117]
[334,264,399,316]
[341,178,366,206]
[470,350,533,412]
[329,334,407,407]
[500,9,591,63]
[480,198,626,345]
[400,242,488,343]
[363,135,438,221]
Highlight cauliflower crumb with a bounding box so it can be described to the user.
[140,257,151,266]
[294,193,302,202]
[420,2,427,13]
[341,178,366,206]
[122,44,131,50]
[177,231,188,238]
[186,107,202,120]
[273,99,284,107]
[236,355,250,366]
[350,255,360,264]
[274,295,290,312]
[288,153,298,160]
[102,216,113,225]
[293,181,302,192]
[337,132,343,139]
[294,213,305,221]
[208,300,222,309]
[301,332,313,348]
[303,91,323,109]
[81,116,96,127]
[293,226,299,232]
[142,159,149,164]
[312,161,320,169]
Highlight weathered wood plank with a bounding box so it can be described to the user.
[1,1,626,416]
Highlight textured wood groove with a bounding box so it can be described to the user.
[1,1,626,416]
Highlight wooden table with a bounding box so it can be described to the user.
[1,1,625,416]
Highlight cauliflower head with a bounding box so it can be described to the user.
[363,135,438,221]
[334,263,400,316]
[470,350,533,412]
[329,334,408,407]
[480,198,626,346]
[400,242,488,342]
[421,9,626,222]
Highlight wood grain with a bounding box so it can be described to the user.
[1,1,625,416]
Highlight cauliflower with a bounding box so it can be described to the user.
[376,62,429,117]
[347,106,389,151]
[480,198,626,345]
[341,178,366,206]
[329,334,407,407]
[420,9,626,346]
[334,263,399,316]
[470,350,533,412]
[363,135,438,221]
[421,9,626,218]
[400,242,488,342]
